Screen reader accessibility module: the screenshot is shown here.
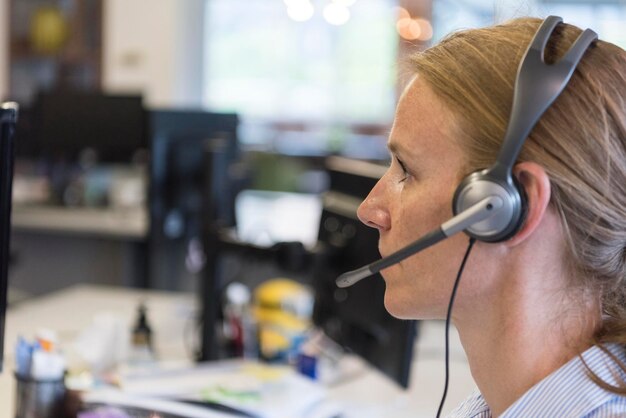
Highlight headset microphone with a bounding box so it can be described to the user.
[335,16,597,289]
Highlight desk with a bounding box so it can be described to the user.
[0,285,477,418]
[1,285,196,418]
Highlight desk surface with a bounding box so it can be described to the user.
[1,285,196,418]
[0,285,477,418]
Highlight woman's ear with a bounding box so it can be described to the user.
[507,161,552,246]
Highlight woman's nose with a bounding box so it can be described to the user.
[357,181,391,232]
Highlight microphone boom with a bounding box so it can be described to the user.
[335,196,503,288]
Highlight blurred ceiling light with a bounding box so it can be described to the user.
[415,18,433,41]
[332,0,357,6]
[324,3,350,25]
[396,17,421,40]
[284,0,305,6]
[287,1,314,22]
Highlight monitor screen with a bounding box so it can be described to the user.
[13,106,37,159]
[235,190,322,249]
[148,109,239,290]
[0,102,18,372]
[34,91,146,163]
[312,156,418,388]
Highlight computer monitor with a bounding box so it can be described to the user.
[312,156,418,388]
[13,105,37,159]
[235,189,322,249]
[148,109,239,290]
[33,91,146,163]
[0,102,18,372]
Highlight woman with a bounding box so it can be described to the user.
[356,17,626,416]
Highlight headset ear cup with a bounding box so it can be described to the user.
[452,169,527,242]
[509,175,529,238]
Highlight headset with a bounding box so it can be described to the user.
[337,16,598,288]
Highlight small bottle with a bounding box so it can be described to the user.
[130,303,155,364]
[223,282,258,359]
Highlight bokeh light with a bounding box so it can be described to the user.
[323,3,351,25]
[287,1,314,22]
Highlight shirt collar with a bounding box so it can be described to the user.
[501,343,626,417]
[449,344,626,418]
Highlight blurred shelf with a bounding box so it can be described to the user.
[8,0,103,103]
[11,204,148,240]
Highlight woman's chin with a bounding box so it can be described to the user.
[384,292,444,320]
[384,294,416,319]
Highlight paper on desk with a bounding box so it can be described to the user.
[115,360,327,418]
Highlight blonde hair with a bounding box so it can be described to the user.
[407,17,626,392]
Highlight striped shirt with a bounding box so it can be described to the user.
[448,344,626,417]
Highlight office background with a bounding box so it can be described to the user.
[0,0,622,355]
[2,0,625,113]
[0,1,624,416]
[0,0,624,298]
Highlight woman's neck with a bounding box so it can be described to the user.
[454,254,599,416]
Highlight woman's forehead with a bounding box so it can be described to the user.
[392,78,461,152]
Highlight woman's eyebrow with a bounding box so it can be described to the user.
[387,141,413,160]
[387,141,401,156]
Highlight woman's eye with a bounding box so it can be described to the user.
[396,157,410,183]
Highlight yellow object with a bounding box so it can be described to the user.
[253,278,313,359]
[30,6,68,55]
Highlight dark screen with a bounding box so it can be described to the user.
[312,157,417,388]
[13,106,37,159]
[149,109,240,233]
[0,103,18,372]
[35,91,146,162]
[148,109,239,290]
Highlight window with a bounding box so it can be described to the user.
[203,0,398,124]
[432,0,626,48]
[538,1,626,49]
